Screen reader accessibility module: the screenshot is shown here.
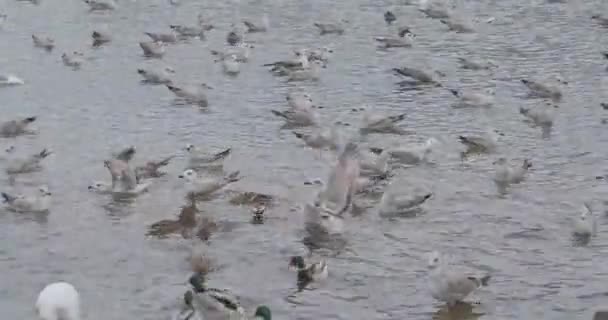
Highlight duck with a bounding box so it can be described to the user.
[36,282,80,320]
[187,272,246,320]
[288,255,328,290]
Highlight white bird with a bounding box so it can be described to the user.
[360,111,407,135]
[418,0,450,19]
[36,282,80,320]
[2,185,51,213]
[388,137,439,165]
[519,105,555,129]
[292,126,341,151]
[211,42,254,63]
[139,41,165,58]
[178,169,240,198]
[521,78,565,102]
[271,107,319,127]
[170,25,206,39]
[286,60,324,82]
[458,129,503,157]
[184,145,231,169]
[0,74,25,87]
[306,47,333,64]
[449,88,495,108]
[222,54,240,75]
[493,158,532,192]
[166,83,212,107]
[427,251,491,306]
[379,189,432,215]
[359,149,390,176]
[304,203,344,234]
[137,66,175,84]
[103,146,144,193]
[264,51,310,74]
[62,52,84,69]
[6,149,51,174]
[315,143,360,215]
[84,0,116,11]
[145,31,178,44]
[286,92,314,111]
[457,57,496,70]
[573,203,596,238]
[32,34,54,51]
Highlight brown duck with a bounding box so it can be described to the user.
[146,193,198,238]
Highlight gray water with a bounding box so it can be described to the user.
[2,0,608,319]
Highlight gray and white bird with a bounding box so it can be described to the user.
[243,15,269,33]
[379,189,432,215]
[179,169,240,198]
[521,78,566,102]
[145,31,178,44]
[393,66,440,86]
[2,185,51,213]
[449,88,495,108]
[166,83,212,107]
[184,144,231,170]
[459,129,503,157]
[169,25,206,39]
[137,66,175,84]
[6,149,51,174]
[0,116,37,137]
[493,158,532,192]
[61,52,84,69]
[360,111,407,135]
[314,21,346,35]
[139,41,165,58]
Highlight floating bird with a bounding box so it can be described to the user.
[439,18,475,33]
[243,15,269,33]
[0,116,36,137]
[449,88,495,108]
[458,130,503,157]
[379,189,432,215]
[393,66,440,86]
[493,158,532,192]
[61,52,84,69]
[139,41,165,58]
[184,145,231,170]
[32,34,54,51]
[170,25,206,39]
[0,74,25,87]
[145,31,178,44]
[360,111,407,135]
[521,78,565,102]
[166,83,212,107]
[137,66,175,84]
[6,149,51,174]
[178,169,240,198]
[84,0,116,11]
[2,185,51,213]
[572,203,596,238]
[288,255,328,290]
[135,155,175,179]
[314,21,346,35]
[35,282,80,320]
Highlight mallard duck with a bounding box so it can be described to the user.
[288,256,328,290]
[188,273,272,320]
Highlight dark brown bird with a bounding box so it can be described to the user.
[146,193,198,238]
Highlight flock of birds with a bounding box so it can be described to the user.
[2,0,608,319]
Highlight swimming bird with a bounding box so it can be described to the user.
[0,74,25,87]
[387,137,439,165]
[35,282,80,320]
[306,47,333,64]
[61,52,84,69]
[222,54,240,75]
[166,83,212,107]
[286,92,315,111]
[314,20,346,35]
[458,129,503,157]
[264,50,309,73]
[439,17,475,33]
[521,78,565,102]
[6,149,51,174]
[137,66,175,84]
[359,148,390,176]
[0,116,36,137]
[292,126,341,152]
[315,143,360,215]
[573,203,596,238]
[147,193,198,238]
[418,0,450,19]
[135,155,175,180]
[271,106,319,127]
[360,111,407,135]
[243,15,269,33]
[139,41,165,58]
[592,14,608,28]
[104,146,138,192]
[384,11,397,24]
[427,251,491,306]
[2,185,51,213]
[32,34,54,51]
[379,189,432,215]
[493,158,532,192]
[92,30,111,47]
[187,273,246,320]
[393,66,440,86]
[184,145,231,170]
[449,88,494,108]
[286,60,324,81]
[170,25,206,39]
[375,35,414,49]
[178,169,240,198]
[145,31,178,44]
[288,255,328,290]
[211,42,254,63]
[457,57,496,70]
[519,105,555,134]
[84,0,116,11]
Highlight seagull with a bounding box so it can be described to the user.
[145,31,178,44]
[210,42,254,63]
[315,143,360,215]
[104,146,139,192]
[393,66,440,86]
[439,18,475,33]
[0,116,36,137]
[458,130,503,157]
[379,190,432,215]
[427,251,491,306]
[314,20,347,35]
[92,30,111,47]
[521,78,565,102]
[222,54,240,75]
[292,126,341,152]
[264,50,310,73]
[418,0,450,19]
[519,105,556,132]
[448,88,495,108]
[61,52,84,69]
[387,137,439,165]
[457,57,496,70]
[271,107,319,127]
[286,60,324,82]
[360,111,407,135]
[493,158,532,192]
[84,0,116,11]
[35,282,80,320]
[139,41,165,58]
[243,15,269,33]
[137,66,175,84]
[306,47,333,64]
[166,83,212,107]
[169,25,206,39]
[32,34,54,51]
[6,149,51,174]
[0,74,24,87]
[2,185,51,213]
[286,92,315,111]
[375,35,414,49]
[359,149,390,176]
[178,169,240,198]
[398,26,414,37]
[184,145,231,170]
[573,203,596,238]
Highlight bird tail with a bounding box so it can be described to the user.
[389,113,406,123]
[212,148,231,161]
[38,149,52,159]
[292,132,304,139]
[480,275,491,286]
[271,110,288,119]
